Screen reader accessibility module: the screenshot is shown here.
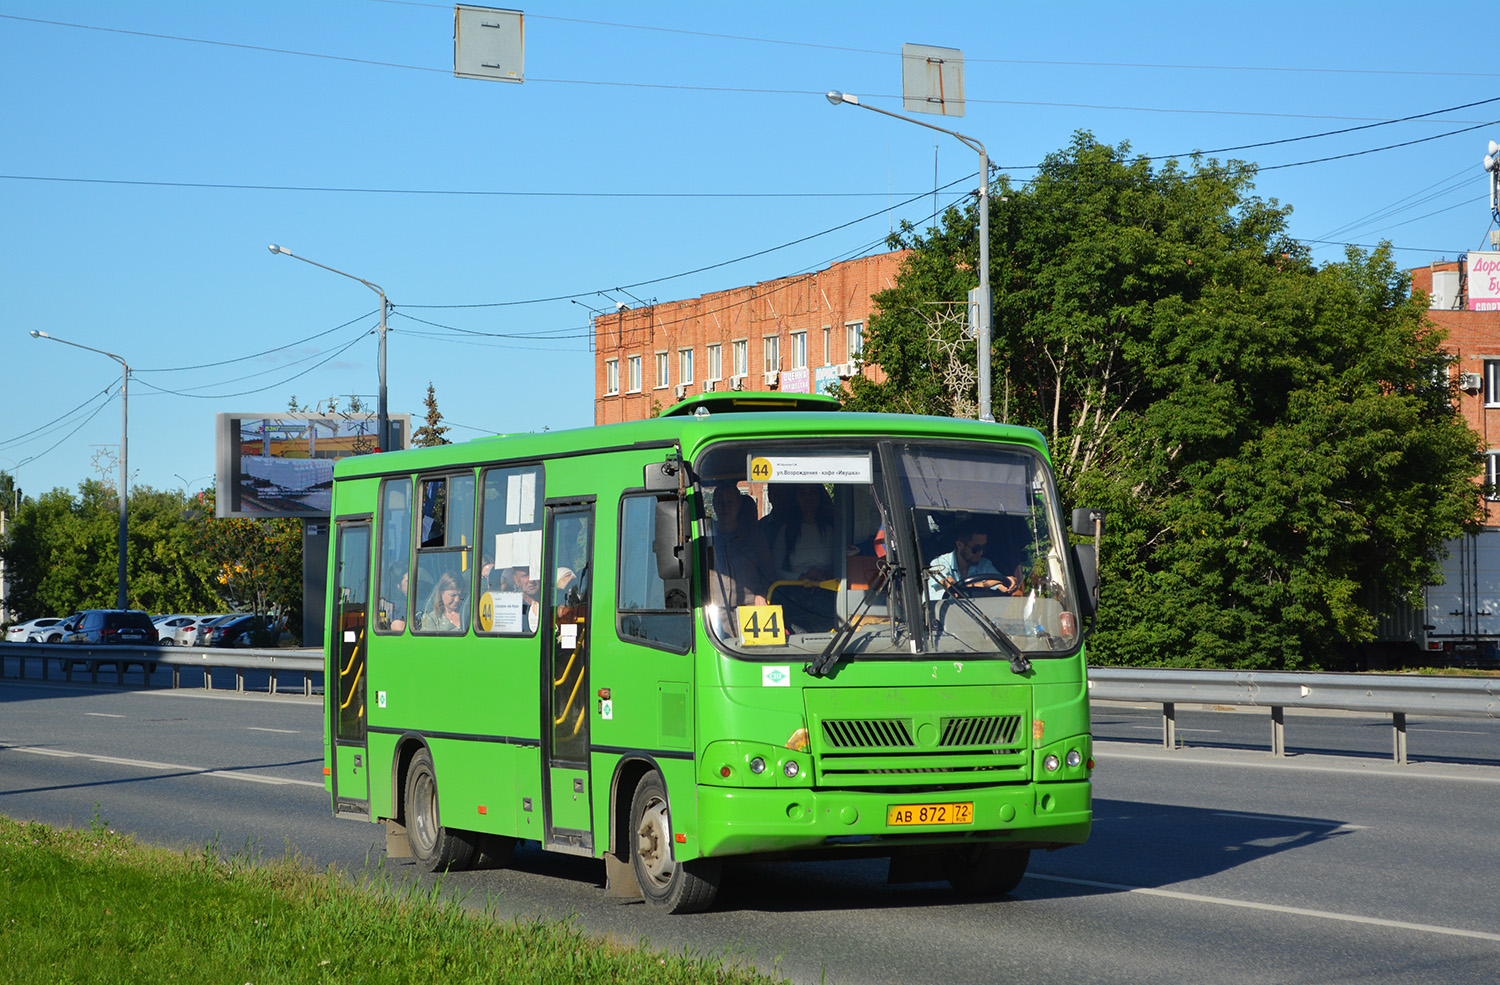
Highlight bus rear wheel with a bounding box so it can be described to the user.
[403,748,477,872]
[629,771,720,913]
[946,844,1029,898]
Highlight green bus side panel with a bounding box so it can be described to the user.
[548,767,591,832]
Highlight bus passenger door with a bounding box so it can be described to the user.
[542,502,595,854]
[331,520,371,818]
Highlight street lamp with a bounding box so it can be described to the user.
[826,90,995,422]
[29,330,130,609]
[268,244,392,451]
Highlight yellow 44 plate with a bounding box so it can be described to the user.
[886,802,974,826]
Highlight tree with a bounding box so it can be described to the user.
[0,481,221,619]
[846,131,1484,669]
[413,382,450,447]
[191,488,303,636]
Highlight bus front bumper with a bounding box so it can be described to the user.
[693,780,1091,860]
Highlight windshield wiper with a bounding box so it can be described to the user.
[929,572,1033,675]
[807,556,904,677]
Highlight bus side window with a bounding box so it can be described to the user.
[376,478,414,634]
[412,472,476,635]
[616,493,692,653]
[478,465,545,636]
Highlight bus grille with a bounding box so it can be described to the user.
[815,714,1028,787]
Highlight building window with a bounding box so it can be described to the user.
[732,339,748,377]
[1485,360,1500,407]
[823,325,832,366]
[627,355,641,393]
[846,321,864,360]
[604,359,619,396]
[706,343,722,381]
[678,347,694,384]
[763,335,780,372]
[655,351,669,389]
[1489,452,1500,501]
[790,331,807,369]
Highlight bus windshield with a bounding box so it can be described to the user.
[698,438,1082,661]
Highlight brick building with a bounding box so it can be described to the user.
[592,251,907,424]
[1411,260,1500,525]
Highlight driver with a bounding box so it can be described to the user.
[927,521,1019,599]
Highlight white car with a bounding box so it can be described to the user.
[6,617,62,643]
[177,615,231,647]
[152,614,201,645]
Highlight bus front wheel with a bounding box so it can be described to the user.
[629,772,720,913]
[403,748,477,872]
[947,844,1029,898]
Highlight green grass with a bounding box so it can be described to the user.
[0,812,788,985]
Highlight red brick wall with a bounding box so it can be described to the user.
[1412,261,1500,524]
[593,251,908,424]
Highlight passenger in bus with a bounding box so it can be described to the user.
[927,521,1020,600]
[379,565,409,633]
[420,570,468,632]
[710,482,775,610]
[771,483,836,582]
[768,483,839,633]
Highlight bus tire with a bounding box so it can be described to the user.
[947,844,1029,898]
[403,748,477,872]
[629,771,720,913]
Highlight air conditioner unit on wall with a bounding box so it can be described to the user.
[1459,372,1484,393]
[730,375,746,391]
[703,379,717,392]
[674,383,688,400]
[835,362,858,377]
[764,370,780,387]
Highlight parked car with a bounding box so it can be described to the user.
[36,613,82,643]
[188,614,239,646]
[206,614,282,648]
[57,609,162,676]
[152,614,200,645]
[5,617,61,643]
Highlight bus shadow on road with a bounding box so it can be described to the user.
[1039,796,1357,895]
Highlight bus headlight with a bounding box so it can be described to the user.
[749,757,766,775]
[1066,749,1082,768]
[783,760,800,778]
[1043,754,1060,772]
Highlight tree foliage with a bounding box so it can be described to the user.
[845,132,1485,669]
[0,482,222,620]
[413,382,450,447]
[191,488,304,632]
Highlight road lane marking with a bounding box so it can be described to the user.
[1028,873,1500,942]
[1210,811,1368,830]
[84,713,125,719]
[1129,726,1222,733]
[247,727,300,734]
[2,744,323,788]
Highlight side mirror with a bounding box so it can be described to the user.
[1072,507,1105,537]
[1072,543,1099,619]
[653,496,691,583]
[644,459,681,492]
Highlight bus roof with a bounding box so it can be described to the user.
[332,392,1051,480]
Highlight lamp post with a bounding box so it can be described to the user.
[268,245,391,450]
[826,90,994,422]
[29,330,130,609]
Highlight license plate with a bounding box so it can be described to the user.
[886,802,974,826]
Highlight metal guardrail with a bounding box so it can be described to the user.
[0,641,322,696]
[1089,667,1500,765]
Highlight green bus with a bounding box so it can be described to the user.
[323,392,1099,912]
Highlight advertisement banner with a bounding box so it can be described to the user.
[1468,252,1500,311]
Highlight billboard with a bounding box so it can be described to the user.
[214,412,410,518]
[1468,252,1500,311]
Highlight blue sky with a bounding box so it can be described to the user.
[3,1,1496,501]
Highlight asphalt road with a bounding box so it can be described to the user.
[2,680,1497,984]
